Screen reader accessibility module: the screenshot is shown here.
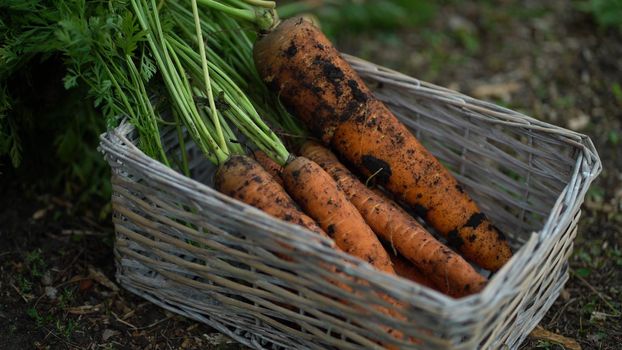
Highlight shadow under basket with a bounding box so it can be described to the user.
[99,55,601,350]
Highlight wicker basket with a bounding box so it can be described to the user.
[99,55,601,349]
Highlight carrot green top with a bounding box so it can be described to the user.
[131,0,289,166]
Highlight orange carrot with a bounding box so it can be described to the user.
[254,17,512,271]
[215,155,328,240]
[389,251,437,290]
[281,156,396,274]
[252,150,284,186]
[301,141,487,297]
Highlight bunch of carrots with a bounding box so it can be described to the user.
[4,0,514,345]
[131,0,515,299]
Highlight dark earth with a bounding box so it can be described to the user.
[1,0,620,349]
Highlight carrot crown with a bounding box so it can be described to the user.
[196,0,279,31]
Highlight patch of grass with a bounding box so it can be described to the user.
[26,307,41,325]
[571,235,622,321]
[553,95,576,109]
[580,299,599,319]
[608,130,620,145]
[575,267,591,277]
[577,0,622,28]
[55,318,76,339]
[26,248,46,278]
[573,237,610,272]
[58,288,75,309]
[18,275,33,294]
[26,307,53,328]
[454,29,480,54]
[27,305,77,340]
[587,185,605,202]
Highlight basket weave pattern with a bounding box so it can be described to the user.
[99,56,601,349]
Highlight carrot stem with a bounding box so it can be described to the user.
[239,0,275,9]
[196,0,256,22]
[191,0,228,155]
[165,20,290,165]
[173,111,191,177]
[125,55,170,166]
[132,0,227,163]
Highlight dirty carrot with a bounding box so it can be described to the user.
[253,150,284,186]
[301,141,487,297]
[281,156,396,274]
[253,17,512,271]
[215,155,328,239]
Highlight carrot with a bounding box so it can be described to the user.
[281,156,396,274]
[301,141,487,297]
[252,150,284,186]
[215,155,329,240]
[253,17,512,271]
[389,251,437,290]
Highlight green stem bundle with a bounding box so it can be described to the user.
[130,0,291,166]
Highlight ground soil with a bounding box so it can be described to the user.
[1,0,620,349]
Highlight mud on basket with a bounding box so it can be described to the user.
[99,55,601,349]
